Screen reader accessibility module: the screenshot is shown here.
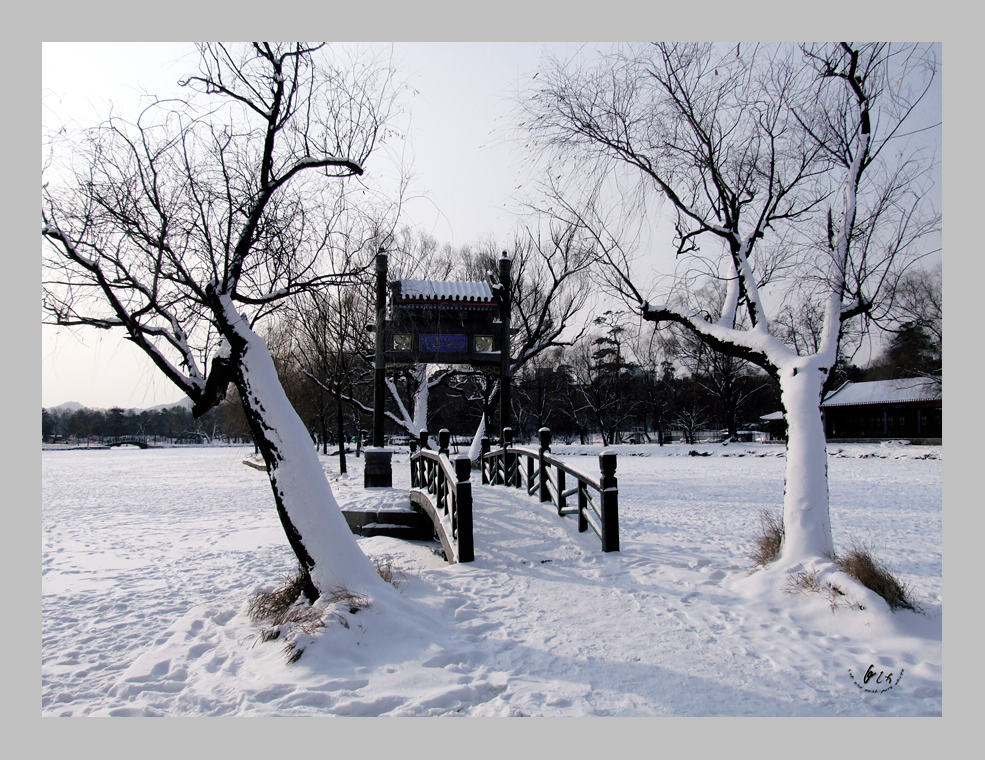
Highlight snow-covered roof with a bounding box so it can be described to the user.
[396,279,495,303]
[821,378,941,408]
[760,411,785,421]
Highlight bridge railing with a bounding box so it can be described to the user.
[409,429,474,563]
[480,427,619,552]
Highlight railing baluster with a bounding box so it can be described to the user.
[578,480,588,533]
[480,436,490,484]
[538,427,551,503]
[438,461,446,514]
[418,429,429,492]
[502,427,515,488]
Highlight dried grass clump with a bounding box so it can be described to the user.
[248,566,371,662]
[373,555,402,587]
[248,567,308,625]
[786,569,856,611]
[787,568,822,593]
[750,509,784,567]
[836,545,918,612]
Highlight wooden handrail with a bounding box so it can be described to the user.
[480,427,619,552]
[511,446,603,492]
[409,428,473,563]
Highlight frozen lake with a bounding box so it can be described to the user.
[42,446,298,712]
[41,442,942,716]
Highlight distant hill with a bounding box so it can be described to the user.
[45,397,193,414]
[144,397,194,413]
[49,401,85,413]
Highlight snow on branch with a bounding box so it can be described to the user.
[642,300,791,376]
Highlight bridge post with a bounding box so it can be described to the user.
[439,428,450,458]
[480,436,490,484]
[454,455,474,562]
[502,427,515,487]
[409,439,418,488]
[538,427,551,503]
[599,452,619,552]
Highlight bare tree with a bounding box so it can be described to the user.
[42,42,402,603]
[525,42,940,571]
[451,220,596,434]
[289,282,375,468]
[626,329,677,445]
[660,284,772,439]
[882,266,942,355]
[869,266,942,384]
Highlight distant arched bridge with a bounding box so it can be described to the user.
[104,436,150,449]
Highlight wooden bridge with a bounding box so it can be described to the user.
[396,426,618,563]
[479,427,619,554]
[104,436,151,449]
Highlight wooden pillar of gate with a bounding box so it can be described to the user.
[499,253,512,441]
[373,248,387,448]
[365,247,393,487]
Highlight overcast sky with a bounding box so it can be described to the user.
[41,41,601,409]
[41,41,942,410]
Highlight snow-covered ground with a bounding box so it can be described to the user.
[41,441,941,717]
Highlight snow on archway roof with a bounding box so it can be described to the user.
[821,377,942,407]
[396,279,495,302]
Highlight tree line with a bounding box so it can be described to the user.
[41,399,252,444]
[43,241,940,451]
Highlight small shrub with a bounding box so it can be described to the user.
[750,509,784,567]
[248,566,371,662]
[248,566,308,625]
[836,545,918,612]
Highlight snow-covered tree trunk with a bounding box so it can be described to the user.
[411,365,430,434]
[385,363,453,438]
[218,297,385,601]
[468,413,487,463]
[776,361,835,562]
